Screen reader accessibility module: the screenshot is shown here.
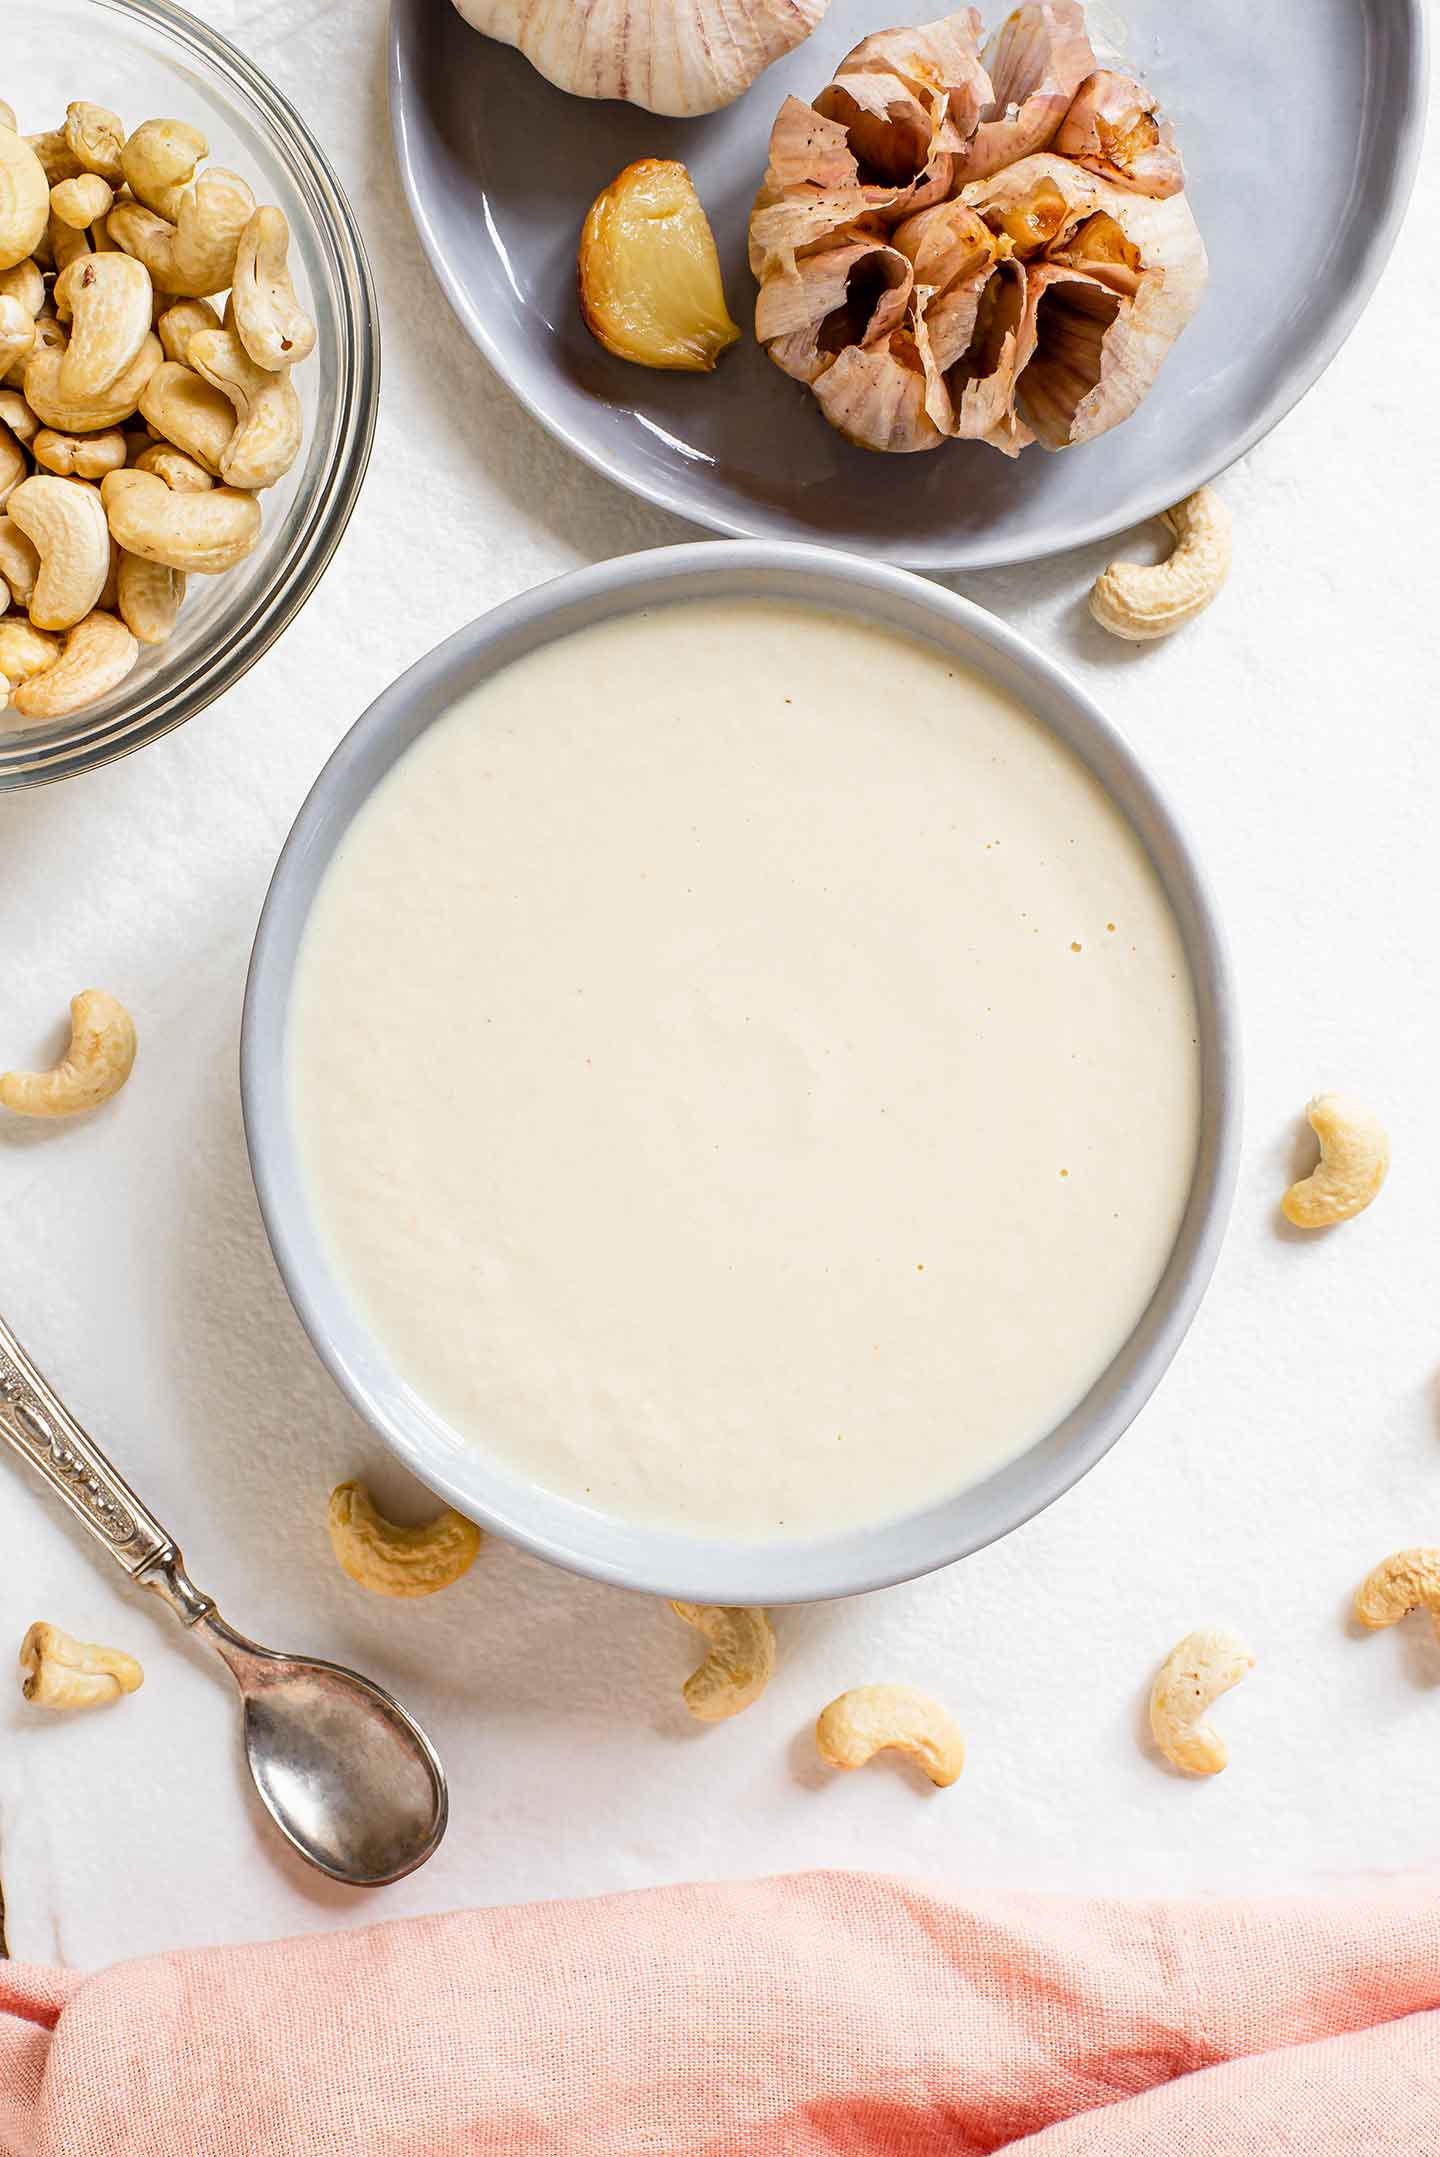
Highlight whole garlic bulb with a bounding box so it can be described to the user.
[451,0,834,117]
[750,3,1205,457]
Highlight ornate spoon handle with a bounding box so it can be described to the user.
[0,1310,213,1625]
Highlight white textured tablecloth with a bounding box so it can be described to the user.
[1,2,1437,1970]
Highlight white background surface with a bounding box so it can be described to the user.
[0,2,1436,1971]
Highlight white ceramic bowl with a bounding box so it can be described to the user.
[242,542,1241,1604]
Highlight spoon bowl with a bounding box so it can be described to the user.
[203,1615,449,1887]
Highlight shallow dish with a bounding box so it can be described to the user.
[390,0,1425,570]
[0,0,378,790]
[243,541,1241,1603]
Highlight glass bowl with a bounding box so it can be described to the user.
[0,0,378,789]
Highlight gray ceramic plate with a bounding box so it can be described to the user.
[389,0,1425,569]
[242,541,1242,1604]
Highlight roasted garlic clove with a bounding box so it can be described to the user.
[1055,69,1185,198]
[452,0,831,116]
[953,0,1096,181]
[915,253,1033,450]
[579,160,740,372]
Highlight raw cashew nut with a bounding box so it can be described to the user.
[1148,1627,1254,1775]
[1090,488,1233,642]
[156,294,221,366]
[102,468,260,574]
[63,102,126,187]
[0,987,137,1114]
[10,610,137,721]
[0,511,39,604]
[120,117,209,222]
[326,1480,482,1598]
[116,549,184,643]
[815,1683,965,1787]
[0,258,46,315]
[19,1621,143,1710]
[46,205,91,276]
[33,424,128,478]
[668,1602,776,1720]
[1280,1093,1390,1228]
[0,416,23,506]
[0,293,33,376]
[25,131,85,187]
[5,311,64,392]
[138,358,233,473]
[55,252,154,400]
[24,330,161,433]
[0,101,14,135]
[1353,1549,1440,1643]
[0,127,49,272]
[7,472,111,629]
[109,167,255,299]
[0,615,60,685]
[50,172,114,229]
[188,325,301,489]
[232,206,316,370]
[134,439,213,492]
[0,386,37,441]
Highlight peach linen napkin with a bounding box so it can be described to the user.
[2,1871,1438,2154]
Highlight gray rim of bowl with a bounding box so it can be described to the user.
[387,0,1428,571]
[241,539,1244,1604]
[0,0,380,791]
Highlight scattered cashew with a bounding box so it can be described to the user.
[50,172,113,229]
[326,1480,482,1598]
[1353,1549,1440,1644]
[24,329,161,432]
[0,257,45,315]
[120,117,208,222]
[109,167,255,299]
[1280,1093,1390,1228]
[7,471,111,628]
[5,311,64,393]
[232,206,316,370]
[0,511,39,603]
[101,468,260,574]
[55,252,154,400]
[0,615,59,685]
[189,325,301,489]
[0,101,14,135]
[137,358,233,473]
[25,130,84,187]
[0,417,23,506]
[0,987,137,1113]
[32,423,128,479]
[63,102,126,187]
[815,1684,965,1787]
[46,205,91,276]
[10,609,136,721]
[668,1602,776,1721]
[156,294,220,367]
[1090,488,1232,642]
[134,439,213,491]
[19,1621,143,1710]
[116,549,184,643]
[0,293,32,377]
[1148,1627,1254,1776]
[0,127,49,273]
[0,385,36,441]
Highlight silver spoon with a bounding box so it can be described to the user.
[0,1311,447,1887]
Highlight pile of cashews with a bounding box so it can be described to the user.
[0,96,315,722]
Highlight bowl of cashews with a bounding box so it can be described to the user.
[0,0,377,788]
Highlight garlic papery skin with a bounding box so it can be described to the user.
[1054,70,1185,197]
[811,330,946,451]
[754,238,913,384]
[952,1,1096,181]
[451,0,833,116]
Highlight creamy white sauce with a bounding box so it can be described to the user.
[289,600,1200,1542]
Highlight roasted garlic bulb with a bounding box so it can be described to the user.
[580,160,740,373]
[750,3,1204,457]
[452,0,831,116]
